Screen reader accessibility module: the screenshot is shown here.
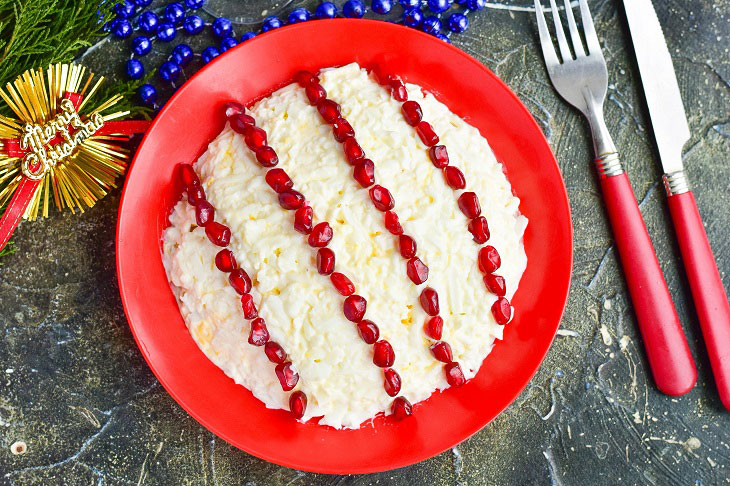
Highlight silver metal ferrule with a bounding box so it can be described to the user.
[595,152,624,178]
[663,170,690,196]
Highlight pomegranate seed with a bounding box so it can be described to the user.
[468,216,490,244]
[389,80,408,101]
[406,257,429,285]
[229,269,252,295]
[416,121,439,147]
[278,190,305,210]
[215,249,237,272]
[383,368,402,397]
[399,235,417,259]
[401,101,423,126]
[230,113,255,133]
[294,206,313,234]
[248,317,270,346]
[223,101,245,118]
[244,126,267,151]
[373,340,395,367]
[491,297,512,325]
[295,70,317,85]
[343,137,364,165]
[369,185,394,211]
[353,159,375,188]
[205,222,230,246]
[419,287,439,316]
[424,316,443,340]
[308,222,333,247]
[317,248,335,275]
[331,272,355,296]
[478,245,501,273]
[332,117,355,142]
[457,192,481,218]
[484,274,506,297]
[195,200,215,226]
[343,294,367,322]
[356,320,380,344]
[305,83,327,104]
[289,390,307,419]
[428,145,449,168]
[275,362,299,391]
[255,146,279,167]
[240,294,258,319]
[445,362,466,387]
[264,341,287,363]
[444,166,466,189]
[265,168,293,193]
[391,396,413,420]
[317,99,341,123]
[430,341,453,363]
[179,164,200,189]
[187,185,205,206]
[384,211,403,235]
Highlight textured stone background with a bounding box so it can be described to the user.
[2,0,729,484]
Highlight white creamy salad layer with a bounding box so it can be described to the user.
[163,63,528,429]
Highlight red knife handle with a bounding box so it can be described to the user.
[666,183,730,410]
[598,166,696,396]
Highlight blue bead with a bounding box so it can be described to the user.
[172,44,194,65]
[344,0,366,18]
[422,16,441,34]
[220,37,238,51]
[400,0,420,8]
[185,0,205,9]
[132,36,152,56]
[465,0,485,9]
[447,13,468,32]
[111,19,133,39]
[183,15,204,35]
[403,8,423,27]
[165,3,186,24]
[134,0,153,7]
[427,0,452,13]
[240,32,257,42]
[435,32,450,43]
[126,59,144,79]
[138,84,157,105]
[137,12,159,34]
[160,61,181,81]
[157,22,176,42]
[113,1,136,19]
[315,2,338,18]
[261,16,282,32]
[372,0,393,14]
[454,0,466,3]
[288,8,311,24]
[201,46,220,63]
[212,17,233,38]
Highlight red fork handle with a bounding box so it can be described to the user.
[600,172,696,396]
[667,190,730,410]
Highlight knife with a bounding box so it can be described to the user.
[622,0,730,410]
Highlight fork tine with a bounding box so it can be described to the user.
[563,0,586,57]
[534,0,560,67]
[578,0,602,55]
[548,0,573,62]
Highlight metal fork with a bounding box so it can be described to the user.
[534,0,697,396]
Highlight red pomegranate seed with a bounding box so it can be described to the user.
[331,272,355,296]
[424,316,443,340]
[317,99,341,123]
[491,297,512,325]
[384,211,403,235]
[484,274,506,297]
[255,146,279,167]
[289,390,307,419]
[278,190,305,210]
[230,113,255,133]
[343,295,367,322]
[317,248,335,275]
[416,121,439,147]
[187,185,205,206]
[444,166,466,190]
[457,192,481,218]
[383,368,402,397]
[295,70,317,85]
[248,317,270,346]
[229,269,252,295]
[373,340,395,367]
[275,362,299,391]
[215,249,237,272]
[389,79,408,102]
[243,126,267,151]
[399,235,417,259]
[223,101,245,118]
[308,222,333,247]
[445,362,466,387]
[265,168,293,193]
[241,294,258,319]
[264,341,287,363]
[419,287,439,316]
[356,320,380,344]
[353,159,375,188]
[468,216,490,244]
[294,206,313,234]
[406,257,429,285]
[195,200,215,226]
[401,101,423,126]
[205,222,231,246]
[391,396,413,420]
[332,117,355,142]
[478,245,501,273]
[430,341,453,363]
[428,145,449,168]
[369,185,394,211]
[305,83,327,104]
[179,164,200,189]
[343,137,364,165]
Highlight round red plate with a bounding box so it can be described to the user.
[117,19,572,474]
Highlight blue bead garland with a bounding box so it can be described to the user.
[400,0,420,8]
[372,0,393,15]
[157,22,176,42]
[220,37,238,52]
[427,0,453,14]
[403,8,423,27]
[240,32,257,42]
[134,0,153,7]
[423,16,442,34]
[172,44,194,65]
[111,19,133,39]
[136,11,158,33]
[343,0,366,18]
[114,1,136,19]
[288,8,310,24]
[164,3,186,24]
[316,2,338,18]
[447,13,468,33]
[183,15,204,34]
[138,84,157,104]
[212,17,233,38]
[201,46,220,64]
[126,59,144,79]
[160,61,181,81]
[132,36,152,56]
[261,16,283,32]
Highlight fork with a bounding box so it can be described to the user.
[534,0,697,396]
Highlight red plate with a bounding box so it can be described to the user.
[117,19,572,474]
